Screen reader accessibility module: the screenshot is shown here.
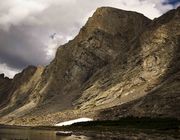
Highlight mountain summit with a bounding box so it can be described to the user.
[0,7,179,126]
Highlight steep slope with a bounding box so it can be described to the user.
[0,7,179,126]
[0,74,12,108]
[97,6,180,119]
[74,6,180,115]
[0,66,44,123]
[35,7,151,113]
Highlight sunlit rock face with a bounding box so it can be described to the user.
[0,66,44,121]
[97,7,180,119]
[39,7,151,112]
[0,6,179,126]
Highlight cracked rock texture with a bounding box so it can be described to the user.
[0,7,179,125]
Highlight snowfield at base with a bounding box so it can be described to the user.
[55,118,93,126]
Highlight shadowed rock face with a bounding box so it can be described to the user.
[0,7,179,125]
[0,74,12,108]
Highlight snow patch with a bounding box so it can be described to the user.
[55,118,93,126]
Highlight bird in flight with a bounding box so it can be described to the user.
[50,33,56,39]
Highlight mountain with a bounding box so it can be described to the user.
[0,74,12,108]
[0,6,179,126]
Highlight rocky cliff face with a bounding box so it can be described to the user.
[0,74,12,108]
[0,7,179,126]
[97,7,180,119]
[0,66,44,122]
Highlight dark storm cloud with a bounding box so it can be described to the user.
[0,25,49,69]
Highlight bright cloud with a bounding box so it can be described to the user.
[45,34,72,59]
[0,0,49,30]
[0,63,20,78]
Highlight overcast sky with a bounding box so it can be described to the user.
[0,0,179,78]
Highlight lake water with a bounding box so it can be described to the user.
[1,127,178,140]
[0,128,91,140]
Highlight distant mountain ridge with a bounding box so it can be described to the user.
[0,6,179,126]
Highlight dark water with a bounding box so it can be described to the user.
[0,128,90,140]
[1,128,178,140]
